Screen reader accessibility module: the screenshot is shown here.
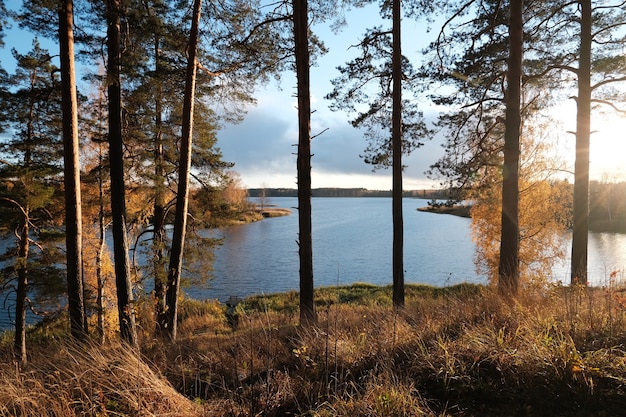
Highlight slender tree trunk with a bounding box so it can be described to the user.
[571,0,591,285]
[97,206,107,344]
[293,0,316,325]
[391,0,404,308]
[164,0,202,341]
[152,34,168,334]
[107,0,137,346]
[59,0,87,339]
[498,0,523,297]
[15,215,29,364]
[96,143,106,344]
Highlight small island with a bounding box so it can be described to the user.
[254,205,292,218]
[417,201,471,218]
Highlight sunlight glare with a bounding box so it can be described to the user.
[592,115,626,181]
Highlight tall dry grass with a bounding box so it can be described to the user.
[2,283,626,416]
[0,340,205,416]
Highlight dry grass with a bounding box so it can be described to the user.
[0,341,203,416]
[3,282,626,416]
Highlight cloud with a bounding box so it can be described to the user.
[217,84,446,190]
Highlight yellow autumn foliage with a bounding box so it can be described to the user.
[469,132,571,286]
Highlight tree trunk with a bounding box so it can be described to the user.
[107,0,137,346]
[15,215,29,364]
[498,0,523,297]
[153,33,168,334]
[293,0,316,325]
[97,203,106,344]
[571,0,591,285]
[164,0,202,341]
[59,0,87,339]
[391,0,404,308]
[96,143,106,344]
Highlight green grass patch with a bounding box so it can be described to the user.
[240,282,485,313]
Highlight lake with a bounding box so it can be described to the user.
[186,197,483,302]
[187,197,626,302]
[2,196,626,331]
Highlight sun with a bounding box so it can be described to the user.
[546,102,626,183]
[591,115,626,181]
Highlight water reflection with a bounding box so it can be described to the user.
[588,232,626,285]
[546,232,626,286]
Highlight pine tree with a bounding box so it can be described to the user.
[0,41,66,363]
[325,1,431,308]
[59,0,88,339]
[107,0,138,346]
[498,0,523,297]
[164,0,202,341]
[293,0,316,324]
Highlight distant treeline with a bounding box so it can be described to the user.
[249,182,626,233]
[589,181,626,233]
[247,187,455,199]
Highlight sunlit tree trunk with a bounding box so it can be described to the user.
[571,0,591,285]
[293,0,316,325]
[96,142,107,344]
[165,0,202,341]
[391,0,404,308]
[59,0,87,339]
[498,0,523,297]
[107,0,138,346]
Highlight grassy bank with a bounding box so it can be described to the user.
[2,282,626,416]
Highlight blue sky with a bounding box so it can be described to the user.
[216,4,446,190]
[3,3,444,190]
[3,3,447,190]
[217,3,626,189]
[4,2,623,190]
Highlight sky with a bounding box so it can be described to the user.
[3,2,444,191]
[215,5,446,191]
[3,3,626,191]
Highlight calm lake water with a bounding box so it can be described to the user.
[2,197,626,331]
[186,197,483,302]
[187,197,626,302]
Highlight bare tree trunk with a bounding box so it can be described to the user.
[59,0,87,339]
[164,0,202,341]
[498,0,523,297]
[15,215,29,364]
[293,0,316,325]
[97,208,107,344]
[571,0,591,285]
[107,0,137,346]
[152,34,168,334]
[391,0,404,309]
[96,143,106,344]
